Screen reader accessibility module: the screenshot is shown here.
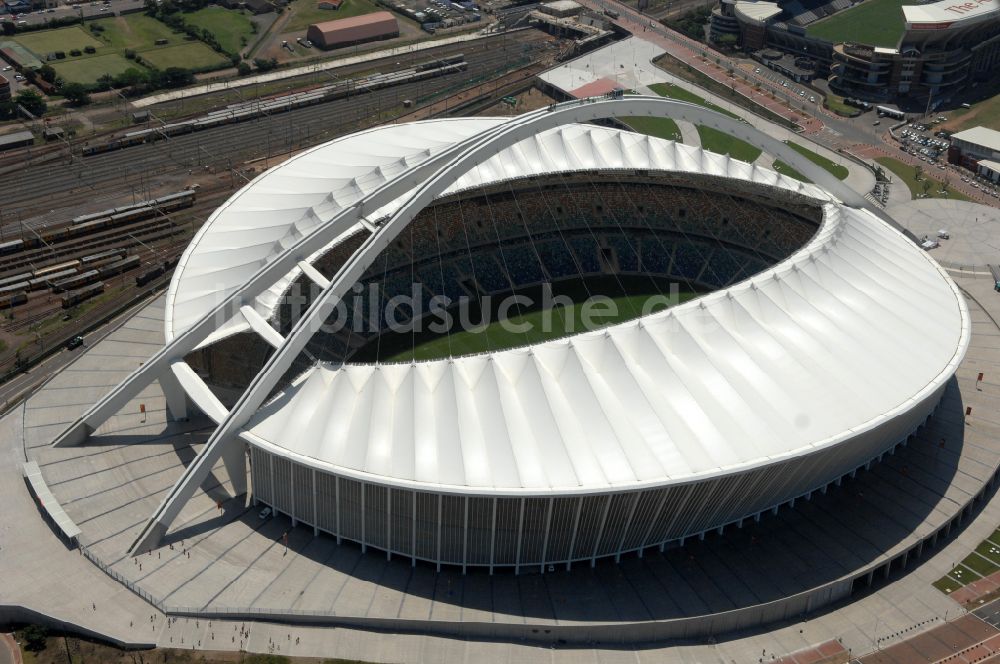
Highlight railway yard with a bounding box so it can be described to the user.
[0,30,557,379]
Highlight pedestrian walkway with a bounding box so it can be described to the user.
[132,31,489,108]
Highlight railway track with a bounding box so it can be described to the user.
[3,33,553,218]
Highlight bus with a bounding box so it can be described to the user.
[876,105,905,120]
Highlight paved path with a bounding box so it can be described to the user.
[131,31,490,108]
[886,199,1000,271]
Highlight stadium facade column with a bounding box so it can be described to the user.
[540,498,554,573]
[220,437,247,497]
[312,469,319,537]
[566,497,582,572]
[489,497,497,575]
[159,366,190,421]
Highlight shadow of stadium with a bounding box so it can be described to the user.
[150,375,972,625]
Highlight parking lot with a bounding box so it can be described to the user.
[895,119,1000,200]
[750,64,818,107]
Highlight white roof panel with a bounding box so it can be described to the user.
[168,118,968,495]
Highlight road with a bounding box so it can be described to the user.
[976,597,1000,629]
[4,0,144,27]
[0,634,15,664]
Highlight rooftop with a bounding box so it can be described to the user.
[903,0,998,26]
[734,0,781,23]
[541,0,582,11]
[310,10,396,30]
[952,126,1000,153]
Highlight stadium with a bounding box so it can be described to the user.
[710,0,1000,103]
[52,97,969,573]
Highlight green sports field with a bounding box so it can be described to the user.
[12,25,102,54]
[379,292,694,362]
[352,277,699,363]
[185,6,255,54]
[50,53,137,84]
[139,42,229,70]
[12,14,230,85]
[806,0,907,48]
[89,14,178,49]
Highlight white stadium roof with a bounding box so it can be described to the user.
[734,1,782,24]
[903,0,998,28]
[159,118,971,495]
[166,119,829,347]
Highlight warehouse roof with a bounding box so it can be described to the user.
[309,10,396,32]
[0,130,34,150]
[951,126,1000,153]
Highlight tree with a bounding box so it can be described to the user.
[38,64,58,84]
[237,61,252,76]
[20,625,48,652]
[61,82,91,106]
[922,180,932,197]
[14,89,46,116]
[113,67,148,90]
[96,73,114,90]
[914,164,923,181]
[253,57,278,72]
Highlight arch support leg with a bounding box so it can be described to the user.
[159,368,190,422]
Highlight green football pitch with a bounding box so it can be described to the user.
[353,277,699,363]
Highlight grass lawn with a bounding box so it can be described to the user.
[773,160,811,183]
[139,42,229,70]
[824,92,860,117]
[50,53,137,83]
[185,6,255,54]
[962,552,1000,578]
[284,0,381,33]
[786,141,849,180]
[15,14,228,84]
[649,81,740,120]
[89,14,179,50]
[697,125,761,162]
[932,576,960,594]
[945,563,979,586]
[647,81,760,160]
[12,25,102,55]
[943,94,1000,133]
[623,116,682,142]
[875,156,972,202]
[807,0,906,48]
[933,529,1000,597]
